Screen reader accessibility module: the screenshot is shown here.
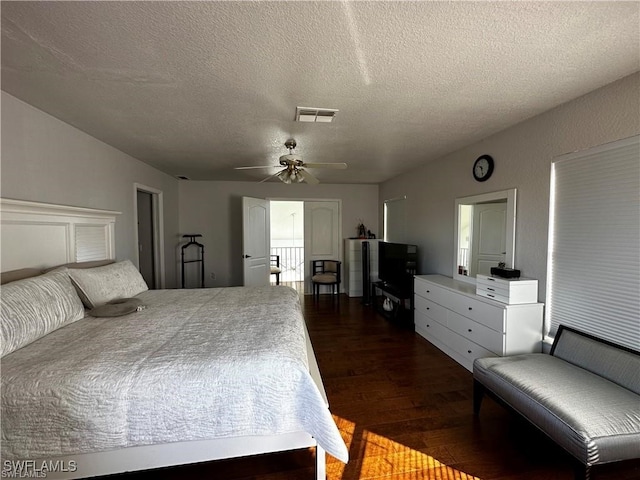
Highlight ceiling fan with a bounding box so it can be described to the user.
[235,139,347,184]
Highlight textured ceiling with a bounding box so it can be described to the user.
[2,1,639,184]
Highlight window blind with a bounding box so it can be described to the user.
[547,135,639,350]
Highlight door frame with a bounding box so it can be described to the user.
[268,197,342,293]
[133,183,166,288]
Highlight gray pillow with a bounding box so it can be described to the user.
[0,269,85,357]
[67,260,148,309]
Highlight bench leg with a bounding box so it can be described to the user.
[473,379,485,415]
[574,462,591,480]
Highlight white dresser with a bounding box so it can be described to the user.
[344,239,379,297]
[414,274,543,372]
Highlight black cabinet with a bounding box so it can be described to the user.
[372,281,414,329]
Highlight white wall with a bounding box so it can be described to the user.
[380,72,640,301]
[1,92,181,287]
[179,181,379,287]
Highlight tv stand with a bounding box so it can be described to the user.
[372,281,414,329]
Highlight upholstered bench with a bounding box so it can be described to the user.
[473,325,640,480]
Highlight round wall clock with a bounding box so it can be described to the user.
[473,154,494,182]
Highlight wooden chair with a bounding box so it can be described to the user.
[270,255,282,285]
[311,260,341,299]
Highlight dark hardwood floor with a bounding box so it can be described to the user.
[115,294,640,480]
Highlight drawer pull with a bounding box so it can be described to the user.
[426,307,430,310]
[468,307,473,311]
[427,324,430,327]
[467,350,472,354]
[426,290,430,293]
[487,277,496,282]
[468,328,472,332]
[487,294,495,298]
[487,287,495,291]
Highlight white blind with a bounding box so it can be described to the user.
[547,135,639,350]
[75,225,108,262]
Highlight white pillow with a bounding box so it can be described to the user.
[0,269,85,357]
[67,260,148,309]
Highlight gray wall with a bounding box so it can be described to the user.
[379,72,640,302]
[4,72,637,295]
[178,181,379,287]
[1,92,181,287]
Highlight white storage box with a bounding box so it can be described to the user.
[476,274,538,304]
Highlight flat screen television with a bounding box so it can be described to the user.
[378,241,418,292]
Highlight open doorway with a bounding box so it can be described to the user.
[134,183,165,289]
[268,199,342,295]
[270,201,304,291]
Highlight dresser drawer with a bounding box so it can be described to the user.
[448,329,495,364]
[415,312,448,345]
[414,281,450,308]
[447,310,505,355]
[476,288,510,304]
[414,294,447,325]
[445,293,505,332]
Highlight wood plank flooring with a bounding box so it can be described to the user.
[113,294,640,480]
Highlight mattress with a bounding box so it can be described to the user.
[1,286,348,463]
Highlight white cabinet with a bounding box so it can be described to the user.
[475,274,538,304]
[414,274,543,372]
[344,239,379,297]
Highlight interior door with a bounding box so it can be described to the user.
[470,202,507,277]
[304,200,341,294]
[242,196,270,286]
[136,190,156,289]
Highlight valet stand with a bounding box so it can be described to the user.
[181,234,204,288]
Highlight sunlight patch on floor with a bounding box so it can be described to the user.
[328,416,482,480]
[328,415,357,479]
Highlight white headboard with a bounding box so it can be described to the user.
[1,199,121,272]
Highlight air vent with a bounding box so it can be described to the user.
[296,106,339,123]
[176,175,190,180]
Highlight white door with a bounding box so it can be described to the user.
[470,202,507,277]
[304,200,341,294]
[242,197,270,286]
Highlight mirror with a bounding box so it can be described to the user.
[453,189,516,283]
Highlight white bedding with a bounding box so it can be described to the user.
[1,286,348,463]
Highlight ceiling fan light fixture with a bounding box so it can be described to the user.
[292,169,304,183]
[277,169,292,184]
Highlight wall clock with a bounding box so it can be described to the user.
[473,155,494,182]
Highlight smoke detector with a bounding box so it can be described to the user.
[295,106,339,123]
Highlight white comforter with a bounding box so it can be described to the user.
[1,286,348,463]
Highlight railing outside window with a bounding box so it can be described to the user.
[271,247,304,282]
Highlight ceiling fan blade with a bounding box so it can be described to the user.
[260,170,283,183]
[234,165,280,170]
[298,169,320,185]
[301,162,348,169]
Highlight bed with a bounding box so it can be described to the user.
[0,199,348,479]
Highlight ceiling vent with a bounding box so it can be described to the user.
[296,106,339,123]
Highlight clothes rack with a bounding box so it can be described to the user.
[181,234,204,288]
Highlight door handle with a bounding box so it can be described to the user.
[243,254,252,258]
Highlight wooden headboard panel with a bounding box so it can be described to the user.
[0,199,121,273]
